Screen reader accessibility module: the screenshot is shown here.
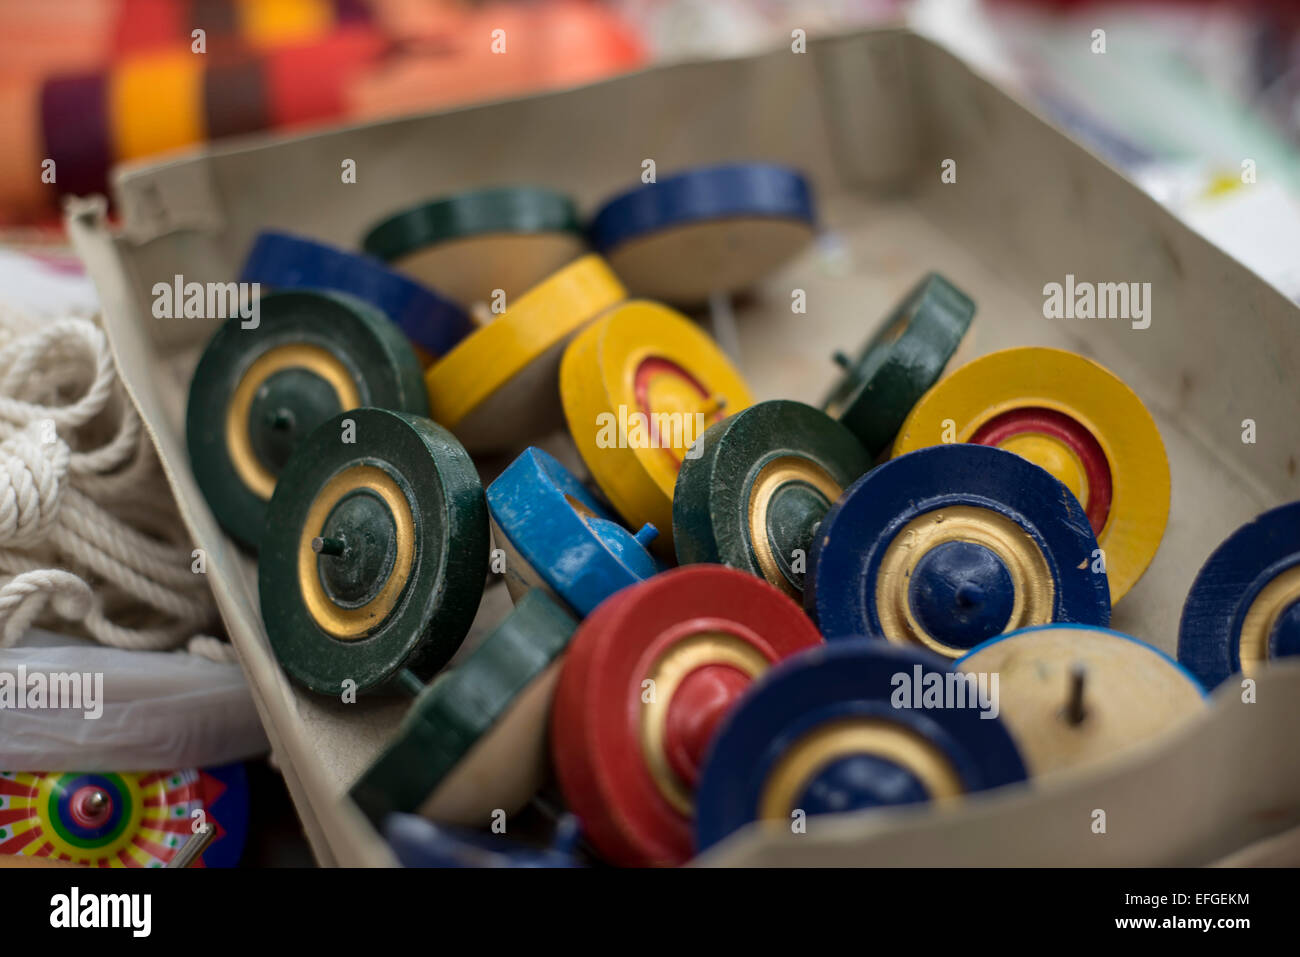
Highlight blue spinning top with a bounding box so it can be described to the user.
[487,447,662,617]
[587,163,816,304]
[807,443,1110,658]
[694,641,1027,853]
[240,230,472,361]
[1179,501,1300,690]
[383,812,583,868]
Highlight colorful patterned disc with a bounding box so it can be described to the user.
[0,763,248,867]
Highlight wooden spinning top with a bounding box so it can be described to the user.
[694,641,1028,854]
[239,230,473,364]
[424,254,626,454]
[587,163,816,305]
[673,399,871,600]
[350,589,577,829]
[958,625,1206,776]
[186,289,427,550]
[822,272,975,459]
[1179,502,1300,689]
[362,185,586,309]
[560,299,754,559]
[487,446,662,617]
[258,408,488,695]
[808,444,1111,658]
[550,565,823,866]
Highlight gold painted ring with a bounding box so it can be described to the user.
[746,457,843,599]
[875,505,1056,658]
[693,641,1030,853]
[639,630,772,816]
[296,465,415,640]
[225,343,360,501]
[1238,566,1300,676]
[1177,503,1300,690]
[758,719,964,822]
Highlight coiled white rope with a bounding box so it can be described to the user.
[0,305,220,654]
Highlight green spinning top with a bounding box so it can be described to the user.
[258,408,488,696]
[821,273,975,459]
[351,589,577,828]
[673,400,872,600]
[186,289,427,550]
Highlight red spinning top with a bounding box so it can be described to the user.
[550,565,823,867]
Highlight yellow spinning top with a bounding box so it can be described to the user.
[560,301,754,558]
[893,346,1169,604]
[424,254,626,454]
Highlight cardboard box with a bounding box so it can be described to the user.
[68,27,1300,866]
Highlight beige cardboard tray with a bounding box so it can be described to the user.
[68,26,1300,866]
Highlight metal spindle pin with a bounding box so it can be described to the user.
[396,668,426,699]
[312,536,346,556]
[1064,664,1088,726]
[708,290,742,364]
[698,394,728,419]
[85,789,108,814]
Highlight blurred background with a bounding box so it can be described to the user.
[2,0,1300,296]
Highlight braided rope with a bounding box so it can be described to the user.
[0,305,223,655]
